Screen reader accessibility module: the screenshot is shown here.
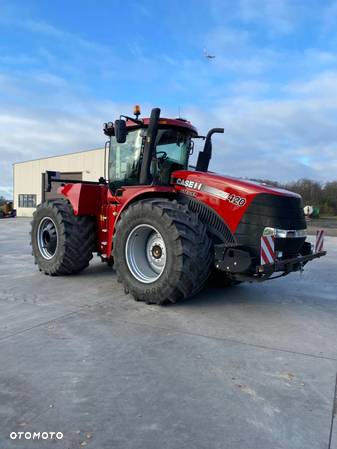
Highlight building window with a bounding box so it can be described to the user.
[18,194,37,208]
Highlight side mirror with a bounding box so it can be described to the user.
[114,119,127,143]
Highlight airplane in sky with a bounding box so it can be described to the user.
[203,48,216,60]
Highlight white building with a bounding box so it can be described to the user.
[13,148,105,217]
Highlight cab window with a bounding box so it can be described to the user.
[108,129,142,187]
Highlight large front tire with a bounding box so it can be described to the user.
[31,199,95,275]
[113,199,212,305]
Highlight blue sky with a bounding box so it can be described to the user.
[1,0,337,198]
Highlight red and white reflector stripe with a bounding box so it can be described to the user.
[260,235,275,265]
[315,229,324,253]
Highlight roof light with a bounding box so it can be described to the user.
[134,104,141,118]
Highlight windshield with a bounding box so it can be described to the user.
[154,129,190,166]
[108,127,192,188]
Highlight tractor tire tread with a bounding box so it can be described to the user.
[31,198,95,275]
[113,198,212,305]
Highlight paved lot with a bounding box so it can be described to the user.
[0,218,336,449]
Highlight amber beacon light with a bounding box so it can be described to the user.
[134,104,141,118]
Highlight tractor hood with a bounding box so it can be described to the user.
[171,170,302,233]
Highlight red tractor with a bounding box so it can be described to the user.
[31,107,326,304]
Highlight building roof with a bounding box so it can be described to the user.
[13,147,104,166]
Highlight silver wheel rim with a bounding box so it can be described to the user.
[125,224,167,283]
[37,217,58,260]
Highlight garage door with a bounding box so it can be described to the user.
[42,172,83,202]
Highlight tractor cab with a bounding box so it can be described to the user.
[104,107,199,190]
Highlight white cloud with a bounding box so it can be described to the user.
[0,94,146,198]
[2,70,337,198]
[185,72,337,182]
[286,71,337,97]
[1,7,337,198]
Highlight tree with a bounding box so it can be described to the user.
[322,181,337,216]
[284,179,322,205]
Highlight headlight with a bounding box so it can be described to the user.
[263,227,307,238]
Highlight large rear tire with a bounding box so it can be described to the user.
[31,199,95,275]
[113,198,212,305]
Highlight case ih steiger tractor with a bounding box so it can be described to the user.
[31,107,326,304]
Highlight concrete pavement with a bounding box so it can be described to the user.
[0,218,336,449]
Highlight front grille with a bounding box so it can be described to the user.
[235,193,306,264]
